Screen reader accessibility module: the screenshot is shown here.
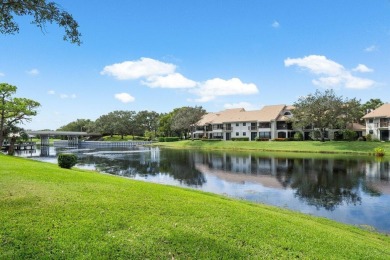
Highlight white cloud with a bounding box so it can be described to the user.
[284,55,375,89]
[352,64,373,73]
[60,93,77,99]
[142,73,197,88]
[272,21,280,28]
[224,102,259,111]
[101,57,175,80]
[0,72,5,77]
[47,90,55,95]
[284,55,344,76]
[27,68,39,76]
[364,45,377,52]
[191,78,258,102]
[102,57,258,102]
[115,93,135,103]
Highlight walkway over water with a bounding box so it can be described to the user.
[54,140,154,148]
[26,131,101,146]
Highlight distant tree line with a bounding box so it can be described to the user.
[57,106,206,140]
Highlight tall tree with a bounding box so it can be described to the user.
[0,83,40,147]
[171,106,206,139]
[158,112,173,137]
[134,110,160,136]
[0,0,81,45]
[361,98,384,114]
[94,110,135,139]
[291,89,358,142]
[57,119,92,132]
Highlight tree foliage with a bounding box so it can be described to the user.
[94,110,136,139]
[0,83,40,147]
[171,106,206,139]
[57,118,93,132]
[292,89,360,142]
[361,98,384,114]
[135,110,160,134]
[0,0,81,45]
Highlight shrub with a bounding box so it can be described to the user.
[164,137,180,142]
[255,138,270,141]
[309,130,321,140]
[365,134,372,141]
[58,153,78,169]
[231,137,249,141]
[293,132,303,141]
[374,147,385,157]
[357,136,366,141]
[272,138,287,141]
[158,137,165,142]
[343,130,357,141]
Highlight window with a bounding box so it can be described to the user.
[369,119,373,123]
[236,123,239,126]
[236,132,239,136]
[243,122,246,126]
[259,132,271,138]
[369,130,373,134]
[258,122,271,128]
[284,111,291,116]
[243,132,246,136]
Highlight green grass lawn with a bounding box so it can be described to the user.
[1,155,390,259]
[155,140,390,156]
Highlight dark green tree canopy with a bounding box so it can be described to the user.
[57,118,93,132]
[0,0,81,45]
[362,98,384,114]
[0,83,40,147]
[291,89,361,142]
[171,106,206,138]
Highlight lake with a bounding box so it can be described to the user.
[14,146,390,233]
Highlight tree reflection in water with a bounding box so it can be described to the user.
[75,148,390,212]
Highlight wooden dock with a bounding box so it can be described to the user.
[1,142,36,151]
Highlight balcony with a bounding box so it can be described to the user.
[248,126,258,131]
[223,126,232,131]
[380,122,389,128]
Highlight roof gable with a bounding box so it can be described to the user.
[362,104,390,119]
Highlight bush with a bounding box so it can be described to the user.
[164,137,180,142]
[374,147,385,157]
[231,137,250,141]
[293,132,303,141]
[255,138,270,141]
[309,130,321,140]
[357,136,366,141]
[365,134,372,141]
[158,137,165,142]
[272,138,287,141]
[343,130,357,141]
[58,153,78,169]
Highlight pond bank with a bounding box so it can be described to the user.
[154,140,390,157]
[1,154,390,258]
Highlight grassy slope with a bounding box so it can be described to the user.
[1,155,390,259]
[155,140,390,155]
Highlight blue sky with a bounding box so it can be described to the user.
[1,0,390,130]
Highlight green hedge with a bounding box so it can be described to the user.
[255,138,270,141]
[58,153,78,169]
[231,137,250,141]
[159,137,180,142]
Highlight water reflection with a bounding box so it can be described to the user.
[14,146,390,233]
